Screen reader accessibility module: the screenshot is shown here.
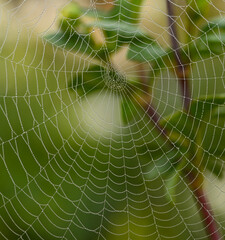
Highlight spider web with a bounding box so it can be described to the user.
[0,0,225,239]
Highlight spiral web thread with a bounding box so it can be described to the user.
[0,0,225,239]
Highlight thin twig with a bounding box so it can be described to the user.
[186,172,221,240]
[195,188,221,240]
[137,65,172,144]
[166,0,191,110]
[166,1,221,239]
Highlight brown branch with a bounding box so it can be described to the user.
[137,65,172,145]
[166,1,221,239]
[138,18,220,239]
[145,103,167,136]
[195,188,221,240]
[166,0,191,110]
[185,172,221,240]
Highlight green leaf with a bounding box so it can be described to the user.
[161,111,194,143]
[201,115,225,158]
[88,20,143,38]
[127,39,170,64]
[186,0,209,22]
[190,17,225,58]
[202,153,224,179]
[189,93,225,118]
[88,0,145,51]
[44,31,96,56]
[72,64,129,96]
[108,0,144,24]
[72,65,105,96]
[200,17,225,32]
[161,94,225,134]
[160,94,225,155]
[192,33,225,57]
[87,20,150,51]
[59,2,106,31]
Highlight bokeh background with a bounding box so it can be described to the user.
[0,0,225,239]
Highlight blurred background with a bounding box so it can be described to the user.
[0,0,225,239]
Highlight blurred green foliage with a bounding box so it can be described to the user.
[0,0,225,239]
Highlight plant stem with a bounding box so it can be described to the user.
[166,2,221,239]
[186,172,221,240]
[195,188,221,240]
[137,65,171,143]
[145,103,167,136]
[166,0,191,110]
